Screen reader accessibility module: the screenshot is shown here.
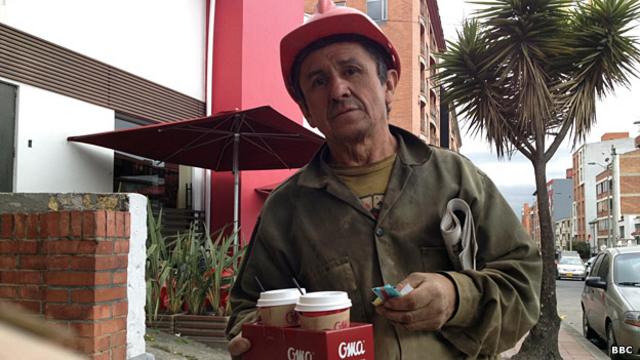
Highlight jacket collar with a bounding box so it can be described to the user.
[298,125,431,189]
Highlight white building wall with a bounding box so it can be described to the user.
[0,0,205,101]
[9,80,115,193]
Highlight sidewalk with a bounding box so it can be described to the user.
[501,322,608,359]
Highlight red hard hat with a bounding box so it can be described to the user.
[280,0,401,100]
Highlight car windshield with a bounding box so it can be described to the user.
[559,257,583,265]
[614,253,640,285]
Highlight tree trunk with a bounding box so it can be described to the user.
[512,158,562,359]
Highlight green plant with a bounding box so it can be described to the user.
[203,227,245,316]
[146,205,170,320]
[145,204,244,317]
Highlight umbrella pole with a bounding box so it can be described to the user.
[233,133,240,254]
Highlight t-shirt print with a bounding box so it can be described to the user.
[360,194,385,218]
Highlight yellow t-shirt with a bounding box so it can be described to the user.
[330,153,397,218]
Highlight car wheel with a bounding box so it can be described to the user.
[607,323,620,359]
[582,309,597,341]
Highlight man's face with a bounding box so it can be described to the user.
[297,42,398,144]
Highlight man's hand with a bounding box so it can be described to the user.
[227,333,251,357]
[375,272,457,331]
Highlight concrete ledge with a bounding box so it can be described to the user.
[0,193,129,213]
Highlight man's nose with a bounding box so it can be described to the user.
[329,76,351,100]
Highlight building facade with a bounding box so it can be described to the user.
[594,148,640,249]
[303,0,462,150]
[571,133,636,248]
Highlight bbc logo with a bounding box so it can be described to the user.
[611,345,634,355]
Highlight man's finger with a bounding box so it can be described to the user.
[394,272,426,293]
[228,334,251,357]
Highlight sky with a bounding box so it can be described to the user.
[437,0,640,215]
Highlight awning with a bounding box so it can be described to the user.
[68,105,324,172]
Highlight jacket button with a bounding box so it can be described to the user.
[375,227,384,237]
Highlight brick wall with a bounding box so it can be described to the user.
[0,210,129,360]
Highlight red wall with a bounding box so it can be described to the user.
[210,0,305,243]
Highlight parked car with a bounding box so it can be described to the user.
[581,246,640,359]
[556,256,587,280]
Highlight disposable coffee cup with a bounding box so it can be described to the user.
[257,288,305,327]
[295,291,352,331]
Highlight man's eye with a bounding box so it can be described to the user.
[312,78,327,87]
[345,67,359,76]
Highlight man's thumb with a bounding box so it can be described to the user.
[228,334,251,356]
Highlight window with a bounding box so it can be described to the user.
[335,1,347,6]
[596,254,610,280]
[367,0,388,21]
[113,117,180,210]
[0,81,17,192]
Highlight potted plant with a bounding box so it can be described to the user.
[145,206,245,347]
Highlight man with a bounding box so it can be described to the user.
[226,1,542,358]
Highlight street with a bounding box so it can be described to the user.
[556,279,607,355]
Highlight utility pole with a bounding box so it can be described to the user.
[610,145,618,248]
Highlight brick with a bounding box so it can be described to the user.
[71,287,126,303]
[115,212,126,238]
[82,212,97,238]
[112,271,127,285]
[103,319,126,336]
[114,241,129,255]
[45,272,95,286]
[44,288,69,302]
[94,257,119,271]
[71,322,100,337]
[0,285,17,298]
[39,212,60,239]
[124,213,130,238]
[59,212,70,238]
[43,240,113,255]
[25,214,39,239]
[0,240,39,254]
[113,301,128,317]
[106,212,116,238]
[112,345,127,360]
[0,214,12,238]
[0,256,16,268]
[0,270,43,284]
[18,286,43,300]
[14,214,27,239]
[47,255,95,271]
[14,300,41,314]
[19,255,47,270]
[45,303,112,321]
[75,335,110,353]
[94,211,107,237]
[70,211,83,238]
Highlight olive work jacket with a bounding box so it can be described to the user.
[226,125,542,359]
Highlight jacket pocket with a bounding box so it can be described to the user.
[421,246,455,272]
[302,256,366,321]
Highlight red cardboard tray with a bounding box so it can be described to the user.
[242,322,374,360]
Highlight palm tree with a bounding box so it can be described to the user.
[436,0,640,358]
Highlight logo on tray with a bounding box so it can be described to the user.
[338,340,366,359]
[287,347,313,360]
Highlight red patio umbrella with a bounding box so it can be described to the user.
[68,105,324,248]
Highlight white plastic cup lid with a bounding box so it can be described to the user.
[295,291,352,312]
[257,288,306,307]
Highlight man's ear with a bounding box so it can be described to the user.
[384,69,399,109]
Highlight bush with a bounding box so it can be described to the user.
[570,240,591,260]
